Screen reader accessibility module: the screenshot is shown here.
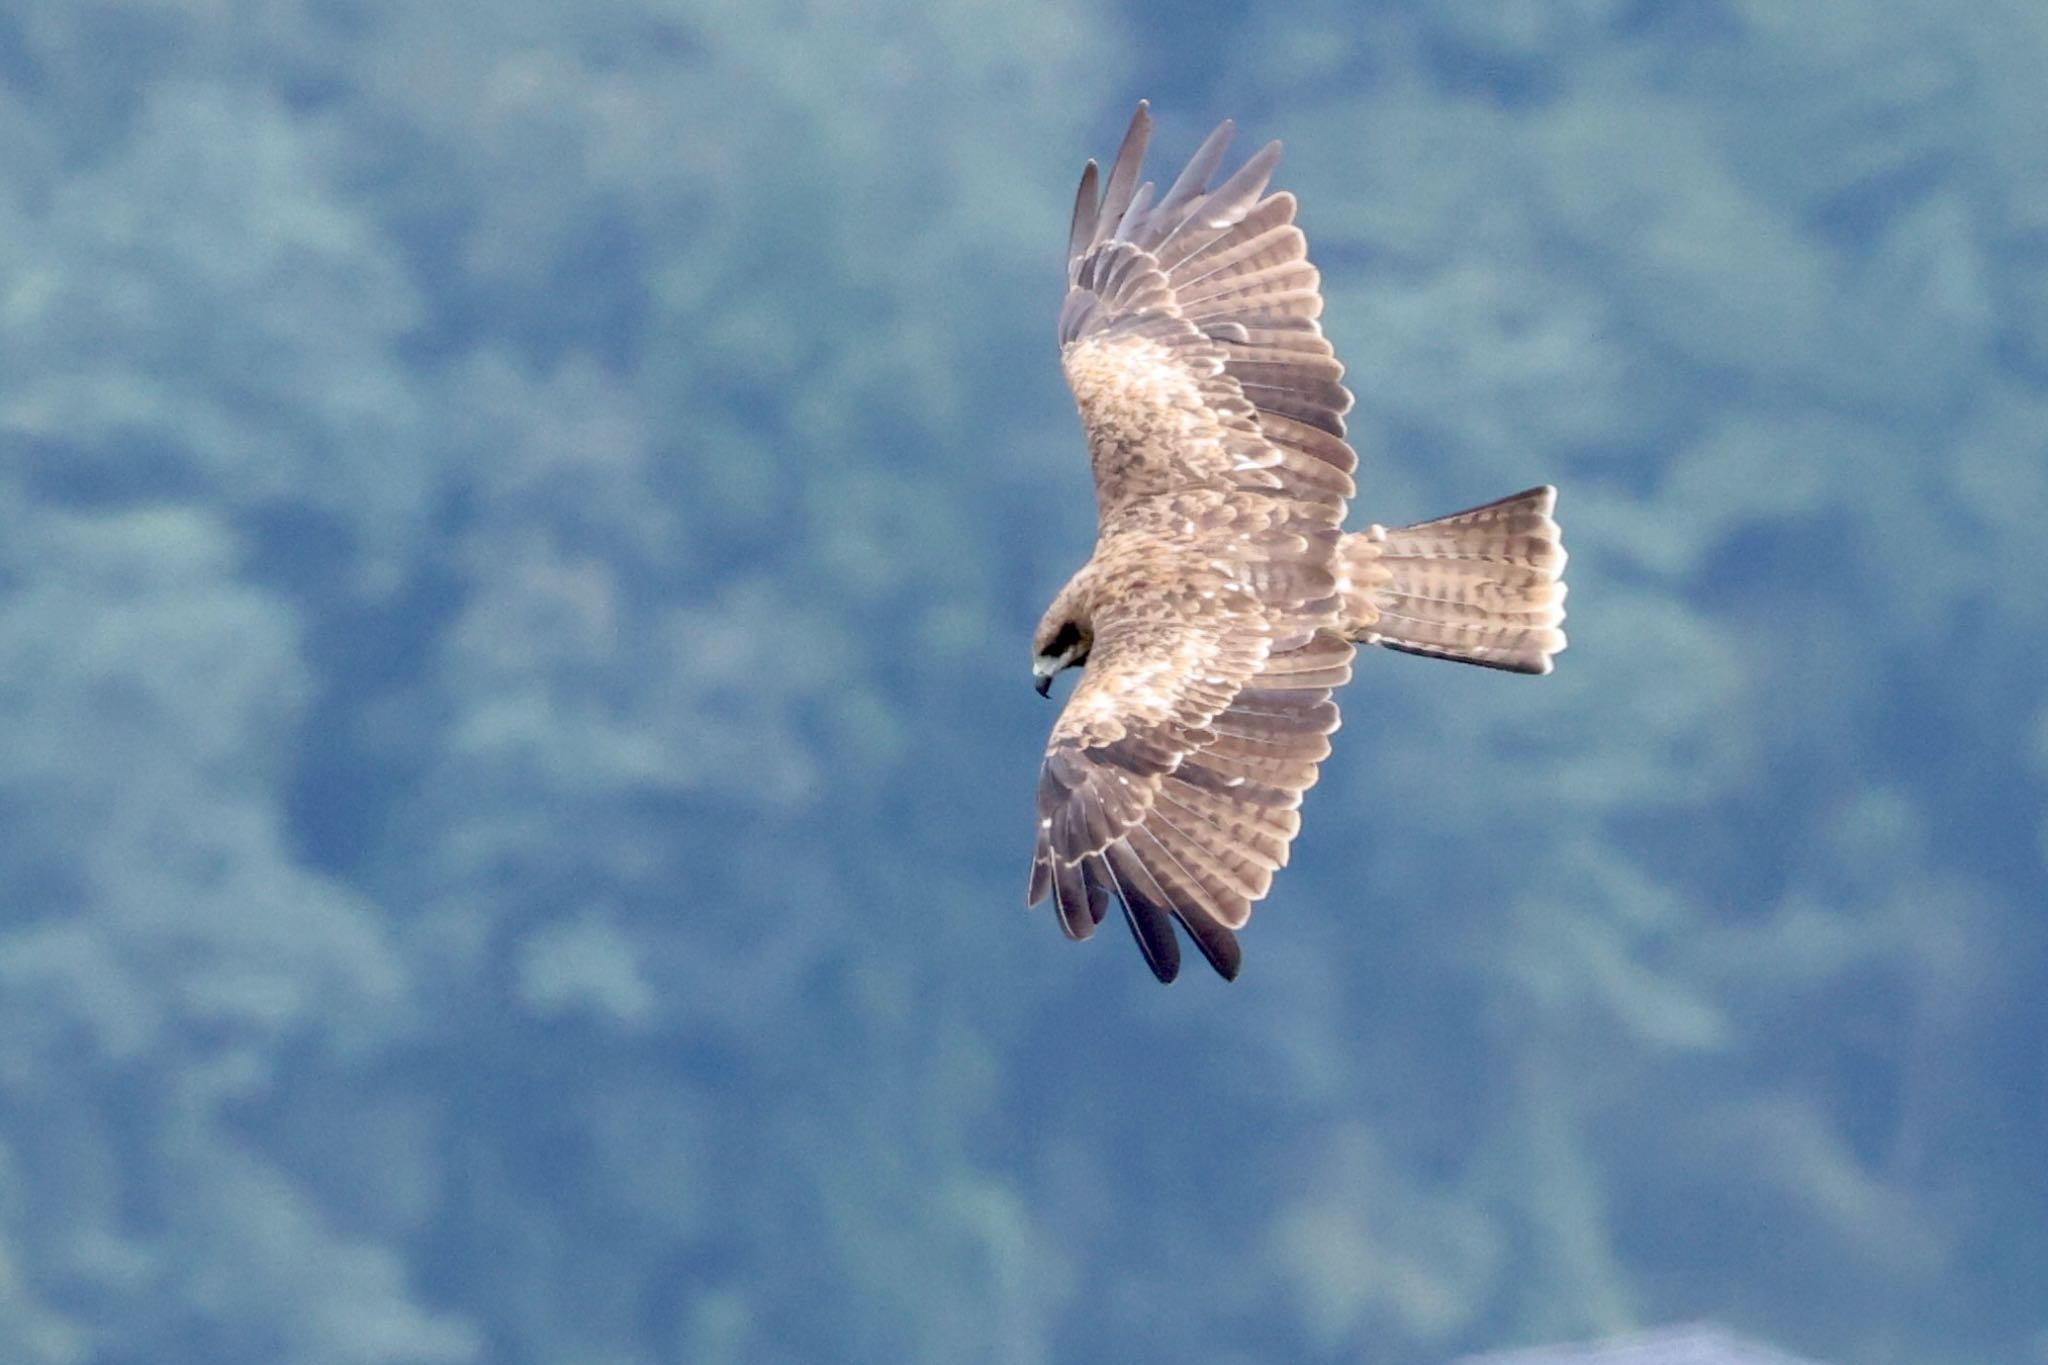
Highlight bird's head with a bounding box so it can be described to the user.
[1030,610,1092,698]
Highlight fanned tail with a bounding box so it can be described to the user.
[1339,486,1568,674]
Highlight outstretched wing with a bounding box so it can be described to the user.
[1028,619,1354,983]
[1060,103,1358,536]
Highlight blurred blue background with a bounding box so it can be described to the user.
[2,2,2044,1363]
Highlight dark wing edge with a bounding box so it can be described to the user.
[1059,103,1360,515]
[1028,631,1354,982]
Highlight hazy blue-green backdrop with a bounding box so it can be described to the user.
[3,2,2044,1363]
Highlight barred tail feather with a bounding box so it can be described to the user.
[1339,486,1568,674]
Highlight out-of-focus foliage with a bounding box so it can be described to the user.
[1,2,2043,1363]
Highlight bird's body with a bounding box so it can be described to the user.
[1028,104,1568,982]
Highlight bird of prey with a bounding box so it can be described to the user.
[1027,103,1568,983]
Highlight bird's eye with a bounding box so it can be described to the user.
[1048,621,1083,658]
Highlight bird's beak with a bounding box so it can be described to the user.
[1035,673,1053,698]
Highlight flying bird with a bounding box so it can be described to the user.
[1027,103,1568,982]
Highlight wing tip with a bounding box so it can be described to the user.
[1139,939,1182,984]
[1068,159,1102,266]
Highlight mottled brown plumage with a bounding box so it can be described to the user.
[1028,104,1568,982]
